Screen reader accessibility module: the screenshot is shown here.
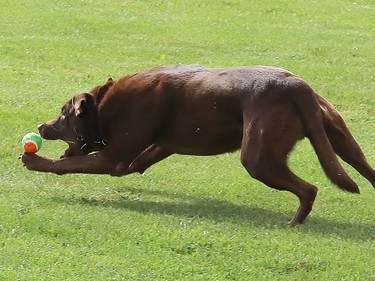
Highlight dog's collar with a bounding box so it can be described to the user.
[78,136,107,148]
[74,129,107,151]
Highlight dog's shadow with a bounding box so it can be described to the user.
[53,186,374,241]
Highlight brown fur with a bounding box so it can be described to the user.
[21,65,375,225]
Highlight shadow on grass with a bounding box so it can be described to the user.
[52,186,374,241]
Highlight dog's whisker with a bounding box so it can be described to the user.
[51,125,60,131]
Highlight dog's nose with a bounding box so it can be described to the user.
[37,123,45,133]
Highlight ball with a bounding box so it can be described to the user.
[22,132,43,153]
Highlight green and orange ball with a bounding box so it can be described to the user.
[22,132,43,153]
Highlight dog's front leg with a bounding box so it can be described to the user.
[21,152,120,175]
[125,145,173,175]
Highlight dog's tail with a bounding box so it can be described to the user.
[287,77,359,193]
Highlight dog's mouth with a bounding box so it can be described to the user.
[60,146,77,159]
[60,148,73,159]
[60,141,88,159]
[60,138,106,159]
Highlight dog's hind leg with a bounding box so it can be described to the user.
[319,96,375,188]
[240,107,317,226]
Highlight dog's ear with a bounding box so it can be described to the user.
[73,93,96,117]
[96,78,114,104]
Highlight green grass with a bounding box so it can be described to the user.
[1,0,374,280]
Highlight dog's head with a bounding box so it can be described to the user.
[38,78,114,158]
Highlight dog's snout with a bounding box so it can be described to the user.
[37,119,65,141]
[37,123,48,137]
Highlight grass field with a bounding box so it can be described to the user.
[1,0,374,280]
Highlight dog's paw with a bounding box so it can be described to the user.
[20,153,52,172]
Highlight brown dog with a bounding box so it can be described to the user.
[21,65,375,225]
